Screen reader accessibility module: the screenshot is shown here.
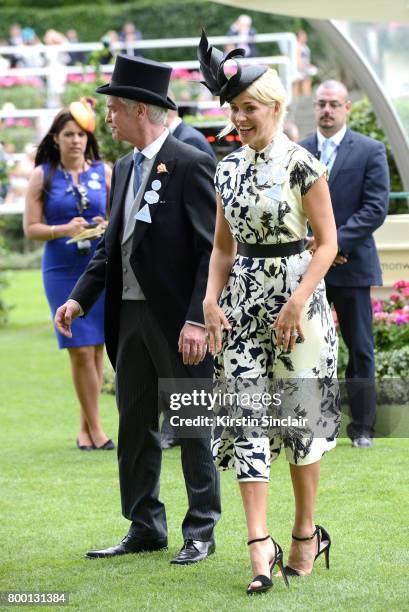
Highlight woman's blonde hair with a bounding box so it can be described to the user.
[219,68,288,139]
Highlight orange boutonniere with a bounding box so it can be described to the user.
[157,163,168,174]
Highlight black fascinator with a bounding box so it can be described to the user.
[197,29,267,105]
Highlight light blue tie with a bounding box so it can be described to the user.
[133,152,145,197]
[320,138,335,169]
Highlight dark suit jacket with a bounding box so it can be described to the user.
[173,120,216,159]
[300,128,389,286]
[69,134,216,369]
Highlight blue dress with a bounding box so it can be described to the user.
[42,161,106,349]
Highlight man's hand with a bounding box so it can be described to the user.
[178,323,207,366]
[306,236,317,252]
[308,235,348,267]
[55,299,81,338]
[332,253,348,266]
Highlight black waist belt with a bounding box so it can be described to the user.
[237,239,306,258]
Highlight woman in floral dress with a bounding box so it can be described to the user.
[199,32,340,594]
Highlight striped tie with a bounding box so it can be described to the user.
[133,152,145,197]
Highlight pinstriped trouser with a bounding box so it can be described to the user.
[115,301,221,541]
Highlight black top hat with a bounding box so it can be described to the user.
[96,54,177,111]
[197,30,266,105]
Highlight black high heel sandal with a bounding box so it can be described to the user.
[284,524,331,577]
[246,535,289,595]
[76,438,93,451]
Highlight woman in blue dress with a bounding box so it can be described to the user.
[24,98,114,451]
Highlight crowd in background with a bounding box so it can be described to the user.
[0,16,316,205]
[1,16,313,70]
[1,21,144,69]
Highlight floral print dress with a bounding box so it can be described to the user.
[212,132,340,480]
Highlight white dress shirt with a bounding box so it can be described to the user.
[123,128,170,232]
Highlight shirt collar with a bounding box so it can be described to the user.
[244,131,290,164]
[317,125,347,150]
[133,128,169,160]
[168,116,182,134]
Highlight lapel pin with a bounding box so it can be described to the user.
[157,163,168,173]
[271,170,287,184]
[151,179,161,191]
[264,185,282,201]
[144,190,160,205]
[134,204,152,223]
[257,172,270,186]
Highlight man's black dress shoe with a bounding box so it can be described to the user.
[85,534,168,559]
[161,434,181,450]
[170,538,215,565]
[352,436,374,448]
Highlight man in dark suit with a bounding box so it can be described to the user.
[300,80,389,448]
[55,54,220,563]
[166,108,216,159]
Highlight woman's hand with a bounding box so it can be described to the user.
[203,299,232,355]
[272,295,305,352]
[64,217,89,238]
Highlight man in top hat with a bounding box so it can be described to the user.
[55,54,221,564]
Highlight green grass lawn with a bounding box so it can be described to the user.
[1,270,408,611]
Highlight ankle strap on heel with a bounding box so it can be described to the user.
[291,526,319,541]
[247,534,271,546]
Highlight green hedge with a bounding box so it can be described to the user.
[0,247,43,271]
[2,0,117,6]
[0,84,45,110]
[0,126,36,151]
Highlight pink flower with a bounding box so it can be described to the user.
[389,293,401,302]
[27,77,43,87]
[0,75,43,87]
[203,108,229,117]
[372,299,384,314]
[394,314,409,325]
[189,71,203,81]
[374,312,389,323]
[393,280,409,290]
[391,308,409,325]
[171,69,191,79]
